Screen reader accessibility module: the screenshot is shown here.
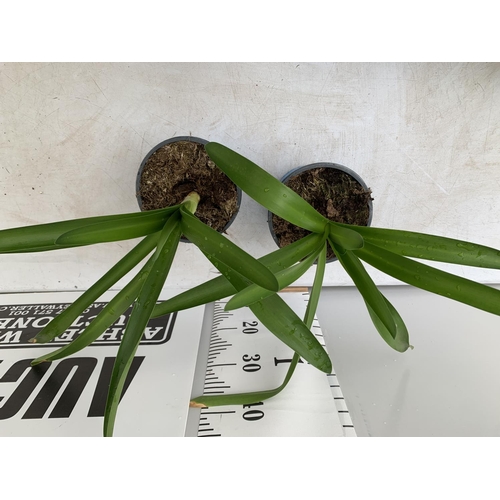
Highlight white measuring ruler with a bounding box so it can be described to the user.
[186,290,356,437]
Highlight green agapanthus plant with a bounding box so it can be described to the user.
[1,152,344,435]
[0,191,294,436]
[6,140,500,432]
[207,142,500,339]
[152,142,500,408]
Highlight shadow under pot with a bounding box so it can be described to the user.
[268,162,373,262]
[136,136,242,242]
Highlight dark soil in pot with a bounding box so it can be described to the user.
[270,164,373,261]
[137,137,240,234]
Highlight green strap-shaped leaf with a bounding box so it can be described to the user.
[330,238,397,338]
[191,243,328,407]
[31,233,160,344]
[225,239,326,311]
[205,142,329,233]
[56,206,179,247]
[31,252,158,364]
[339,224,500,269]
[304,243,327,330]
[104,213,182,437]
[180,205,279,293]
[355,241,500,316]
[191,353,301,407]
[365,296,411,353]
[0,206,177,253]
[328,222,364,250]
[150,232,324,318]
[201,251,332,374]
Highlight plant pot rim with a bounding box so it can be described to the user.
[267,162,373,263]
[136,136,242,242]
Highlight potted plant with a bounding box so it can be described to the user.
[136,136,241,236]
[155,142,500,408]
[3,140,500,434]
[268,162,373,262]
[0,139,333,436]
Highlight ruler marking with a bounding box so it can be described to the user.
[197,297,355,437]
[208,350,228,355]
[200,411,236,415]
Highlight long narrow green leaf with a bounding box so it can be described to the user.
[191,353,301,407]
[56,206,179,247]
[355,241,500,316]
[304,243,327,330]
[150,232,325,318]
[31,233,160,344]
[225,238,326,311]
[201,251,332,373]
[0,206,177,253]
[328,222,364,250]
[205,142,328,233]
[339,224,500,269]
[30,252,157,364]
[365,296,411,352]
[191,245,327,407]
[259,232,324,270]
[180,205,279,293]
[330,238,397,338]
[104,214,182,437]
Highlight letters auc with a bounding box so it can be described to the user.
[0,356,144,420]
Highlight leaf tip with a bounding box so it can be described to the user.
[31,358,49,366]
[189,400,207,408]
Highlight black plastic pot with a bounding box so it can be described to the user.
[268,162,373,263]
[136,136,242,242]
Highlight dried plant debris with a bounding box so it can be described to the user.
[272,167,373,259]
[138,141,239,232]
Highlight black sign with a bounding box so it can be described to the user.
[0,302,176,349]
